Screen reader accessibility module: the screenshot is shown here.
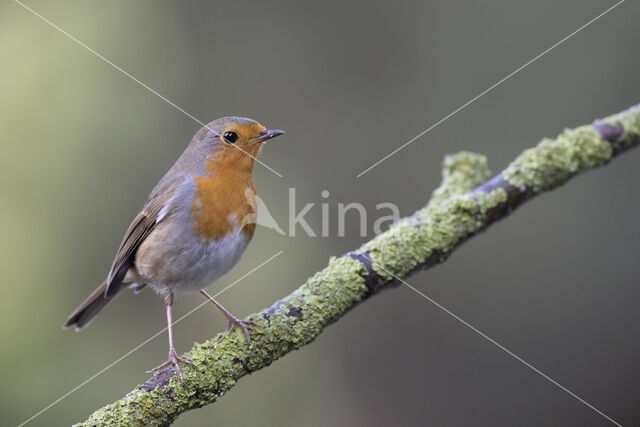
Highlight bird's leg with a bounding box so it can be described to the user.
[147,291,196,383]
[200,289,255,343]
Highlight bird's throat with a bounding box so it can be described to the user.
[191,161,257,242]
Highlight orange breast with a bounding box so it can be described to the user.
[191,157,257,242]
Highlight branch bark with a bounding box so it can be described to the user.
[78,104,640,426]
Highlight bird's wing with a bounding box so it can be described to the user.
[104,194,168,298]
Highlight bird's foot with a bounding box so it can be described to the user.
[225,315,256,343]
[147,348,196,384]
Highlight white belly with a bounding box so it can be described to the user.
[134,221,250,295]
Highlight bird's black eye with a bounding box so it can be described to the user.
[223,131,238,144]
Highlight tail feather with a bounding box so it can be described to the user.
[64,281,115,331]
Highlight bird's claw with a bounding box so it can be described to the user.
[225,316,256,343]
[147,348,196,384]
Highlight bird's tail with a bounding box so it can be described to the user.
[63,281,114,331]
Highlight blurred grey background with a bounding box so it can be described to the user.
[1,0,639,425]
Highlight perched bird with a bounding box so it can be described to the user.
[64,117,284,381]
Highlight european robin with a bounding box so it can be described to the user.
[64,117,285,381]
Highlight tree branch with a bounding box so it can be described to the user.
[78,104,640,426]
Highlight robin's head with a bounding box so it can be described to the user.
[191,116,284,171]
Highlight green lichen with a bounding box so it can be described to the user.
[356,151,496,279]
[360,187,507,280]
[428,151,492,207]
[503,125,612,193]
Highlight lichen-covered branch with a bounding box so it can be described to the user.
[79,104,640,426]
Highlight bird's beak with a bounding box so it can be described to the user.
[252,129,285,143]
